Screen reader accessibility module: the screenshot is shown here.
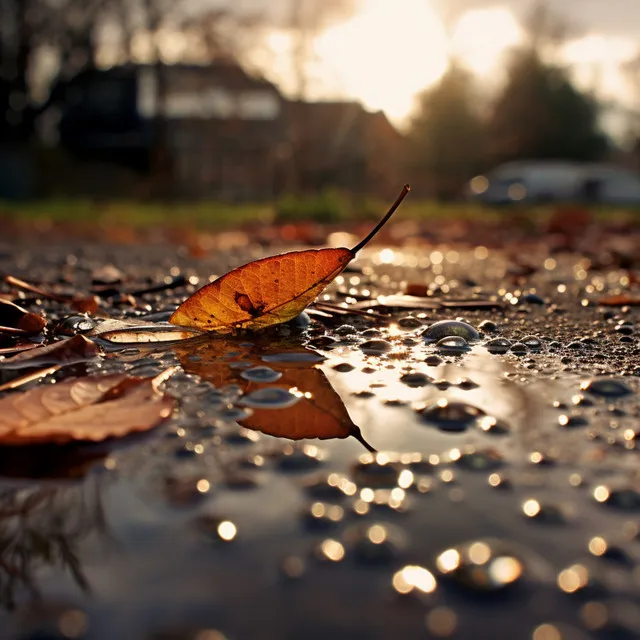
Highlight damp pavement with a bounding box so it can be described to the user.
[0,240,639,640]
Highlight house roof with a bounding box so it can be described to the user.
[286,100,404,158]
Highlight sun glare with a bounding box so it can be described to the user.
[314,0,448,122]
[451,8,523,77]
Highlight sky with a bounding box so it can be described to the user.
[85,0,639,140]
[250,0,640,137]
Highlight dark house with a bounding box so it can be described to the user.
[287,100,406,198]
[51,62,288,199]
[44,62,404,200]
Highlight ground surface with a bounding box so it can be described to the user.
[0,227,639,640]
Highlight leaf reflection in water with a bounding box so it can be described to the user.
[175,338,375,452]
[0,472,109,611]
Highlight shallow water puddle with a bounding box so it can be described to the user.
[1,245,640,638]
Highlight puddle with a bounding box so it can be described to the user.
[1,246,640,639]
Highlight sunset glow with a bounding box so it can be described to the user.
[313,0,448,121]
[451,8,523,77]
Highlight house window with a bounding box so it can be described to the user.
[238,91,280,120]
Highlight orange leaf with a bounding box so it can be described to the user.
[170,185,410,333]
[0,370,175,446]
[170,248,352,332]
[0,335,100,369]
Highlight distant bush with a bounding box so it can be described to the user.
[275,189,349,223]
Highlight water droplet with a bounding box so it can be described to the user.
[355,487,411,515]
[435,539,524,592]
[222,427,260,446]
[478,320,498,333]
[335,324,357,336]
[425,355,443,366]
[241,387,300,409]
[351,452,402,488]
[333,362,355,373]
[392,564,437,595]
[240,366,282,382]
[314,538,346,562]
[485,338,511,354]
[593,485,640,510]
[303,473,357,500]
[360,339,392,355]
[510,342,528,355]
[277,444,325,472]
[417,399,484,432]
[303,502,345,531]
[54,314,96,336]
[422,320,480,343]
[581,378,633,398]
[557,563,590,594]
[456,377,479,390]
[194,515,238,542]
[452,447,503,471]
[524,293,545,305]
[397,316,423,329]
[344,522,406,565]
[262,352,324,364]
[587,536,633,566]
[218,406,254,422]
[477,416,511,435]
[522,498,566,524]
[522,336,542,350]
[400,372,431,387]
[558,414,590,428]
[487,473,511,489]
[436,336,470,354]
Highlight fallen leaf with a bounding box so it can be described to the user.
[0,335,100,368]
[0,342,41,356]
[0,365,61,392]
[0,369,175,445]
[176,339,374,449]
[4,275,100,314]
[0,299,46,333]
[87,318,203,345]
[598,295,640,307]
[170,185,410,333]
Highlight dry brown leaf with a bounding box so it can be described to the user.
[0,369,176,445]
[0,335,100,369]
[90,318,204,344]
[0,299,46,333]
[598,294,640,307]
[4,275,99,314]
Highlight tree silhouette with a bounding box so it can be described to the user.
[407,63,485,199]
[487,49,609,164]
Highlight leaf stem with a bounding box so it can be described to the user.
[351,184,410,254]
[352,426,377,453]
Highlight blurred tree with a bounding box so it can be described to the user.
[487,1,607,165]
[488,49,608,164]
[0,0,110,140]
[407,63,485,200]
